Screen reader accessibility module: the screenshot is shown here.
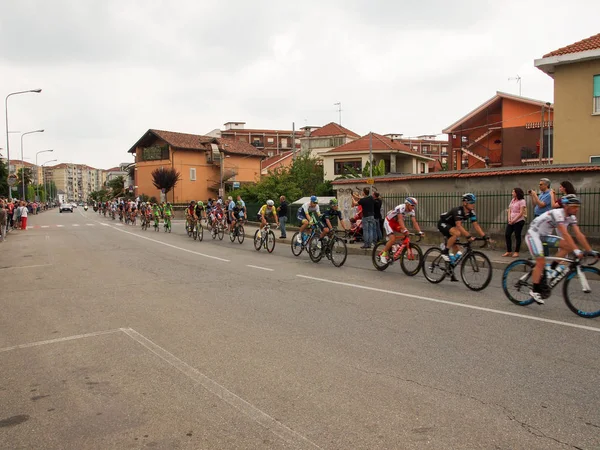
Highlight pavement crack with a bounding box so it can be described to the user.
[350,364,583,449]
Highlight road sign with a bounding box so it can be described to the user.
[366,178,375,185]
[232,181,240,189]
[161,188,166,194]
[7,174,17,186]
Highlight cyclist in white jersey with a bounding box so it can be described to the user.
[525,194,594,304]
[379,197,424,264]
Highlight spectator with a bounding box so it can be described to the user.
[14,200,22,230]
[19,201,29,230]
[353,187,376,249]
[373,192,383,242]
[553,180,576,208]
[277,195,288,239]
[236,195,245,209]
[7,200,15,232]
[0,199,6,242]
[503,188,526,258]
[530,177,553,218]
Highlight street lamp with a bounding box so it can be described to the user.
[41,159,57,204]
[5,88,42,198]
[36,149,53,201]
[20,129,44,200]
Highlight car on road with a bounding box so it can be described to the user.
[59,203,74,213]
[72,203,78,208]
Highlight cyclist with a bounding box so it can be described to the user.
[185,201,197,232]
[296,195,320,243]
[379,197,424,264]
[151,203,161,228]
[227,196,236,232]
[438,193,488,262]
[195,201,206,222]
[230,200,246,234]
[525,194,594,304]
[316,199,347,248]
[163,202,173,228]
[259,200,279,236]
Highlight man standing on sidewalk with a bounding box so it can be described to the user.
[0,200,7,242]
[354,188,375,249]
[373,192,383,242]
[277,195,288,239]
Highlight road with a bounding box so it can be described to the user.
[1,209,599,449]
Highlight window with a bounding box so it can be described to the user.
[281,138,288,148]
[441,146,448,155]
[590,156,600,164]
[422,146,429,153]
[334,159,362,175]
[190,168,196,181]
[594,75,600,114]
[267,137,274,144]
[412,146,418,151]
[420,162,426,174]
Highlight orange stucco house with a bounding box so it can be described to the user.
[128,129,265,203]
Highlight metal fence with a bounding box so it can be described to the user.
[380,188,600,235]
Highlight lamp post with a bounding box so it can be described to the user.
[41,159,57,204]
[20,129,44,199]
[36,149,53,201]
[5,89,42,198]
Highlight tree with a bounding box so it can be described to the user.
[0,158,7,196]
[107,175,125,198]
[151,167,181,201]
[89,189,110,203]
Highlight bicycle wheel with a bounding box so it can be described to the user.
[229,226,236,242]
[187,223,192,237]
[237,225,245,244]
[563,266,600,318]
[266,230,276,253]
[217,224,224,240]
[253,230,262,251]
[502,259,535,306]
[197,223,203,241]
[372,241,391,271]
[308,238,323,263]
[330,236,347,267]
[291,232,303,256]
[400,243,423,277]
[460,250,493,291]
[192,224,198,240]
[422,247,447,284]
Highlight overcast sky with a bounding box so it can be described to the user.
[0,0,597,170]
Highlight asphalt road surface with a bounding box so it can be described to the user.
[1,209,599,449]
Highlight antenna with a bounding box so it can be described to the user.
[334,102,342,126]
[508,75,522,96]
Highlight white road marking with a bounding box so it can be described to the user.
[97,222,230,262]
[246,264,274,272]
[72,224,80,227]
[86,223,94,226]
[121,328,322,450]
[56,225,64,227]
[0,263,52,271]
[297,275,600,333]
[100,223,110,227]
[27,226,33,229]
[41,225,50,228]
[0,329,121,353]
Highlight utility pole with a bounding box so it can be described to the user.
[334,102,342,126]
[546,102,552,163]
[291,122,295,160]
[509,75,522,96]
[369,132,373,193]
[539,105,544,163]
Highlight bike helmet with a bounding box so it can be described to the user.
[405,197,418,206]
[166,202,171,206]
[236,200,243,206]
[560,194,581,206]
[462,193,476,203]
[310,195,318,203]
[266,199,274,206]
[329,198,338,206]
[197,201,204,207]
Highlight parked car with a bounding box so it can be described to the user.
[72,203,78,208]
[59,203,74,213]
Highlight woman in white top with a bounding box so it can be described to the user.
[19,201,29,230]
[503,188,526,257]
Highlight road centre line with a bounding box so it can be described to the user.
[297,275,600,333]
[246,264,274,272]
[121,328,322,450]
[0,263,52,271]
[92,218,230,263]
[0,329,121,353]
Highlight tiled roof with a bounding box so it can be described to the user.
[325,132,417,154]
[543,33,600,57]
[310,122,360,139]
[8,159,35,167]
[332,164,600,184]
[218,138,266,157]
[221,128,303,136]
[261,151,294,170]
[150,129,214,150]
[105,166,122,172]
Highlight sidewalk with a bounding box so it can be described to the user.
[239,222,511,271]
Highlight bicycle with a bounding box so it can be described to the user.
[129,212,137,226]
[163,215,171,233]
[422,238,493,291]
[308,228,348,267]
[193,219,204,241]
[372,233,423,276]
[253,223,275,253]
[141,214,149,231]
[229,219,245,244]
[211,219,225,240]
[291,225,318,257]
[503,251,600,318]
